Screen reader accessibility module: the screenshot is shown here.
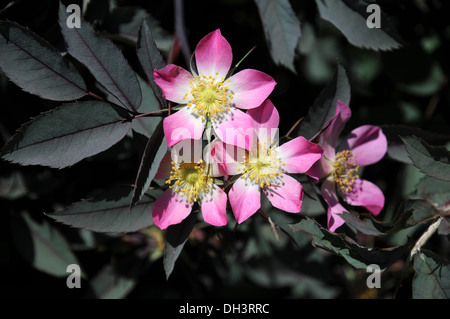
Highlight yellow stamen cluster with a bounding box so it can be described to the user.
[184,72,233,122]
[332,150,359,193]
[238,140,285,188]
[165,160,213,203]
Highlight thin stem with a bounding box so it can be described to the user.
[410,216,444,259]
[284,116,304,139]
[88,91,104,101]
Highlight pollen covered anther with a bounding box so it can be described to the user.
[185,73,233,121]
[240,140,284,189]
[165,159,213,203]
[332,150,360,193]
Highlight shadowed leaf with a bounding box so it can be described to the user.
[401,136,450,181]
[47,187,162,233]
[11,212,81,277]
[254,0,301,72]
[296,63,350,141]
[413,250,450,299]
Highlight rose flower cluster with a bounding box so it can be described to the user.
[150,30,387,232]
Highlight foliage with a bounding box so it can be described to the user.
[0,0,449,299]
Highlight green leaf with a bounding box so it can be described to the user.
[290,217,408,269]
[58,3,142,112]
[136,17,167,110]
[400,199,439,227]
[11,212,81,277]
[414,175,450,210]
[47,187,162,233]
[164,212,197,279]
[315,0,403,51]
[131,76,164,138]
[0,21,87,101]
[339,211,386,236]
[130,119,167,208]
[412,250,450,299]
[254,0,301,72]
[401,136,450,182]
[0,101,132,168]
[296,63,350,141]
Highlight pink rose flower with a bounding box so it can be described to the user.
[152,142,227,229]
[308,101,388,232]
[212,100,323,223]
[154,29,276,150]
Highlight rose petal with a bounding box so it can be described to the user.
[321,178,347,232]
[229,178,261,224]
[228,69,276,110]
[338,125,387,167]
[200,184,228,226]
[277,136,324,174]
[307,157,332,181]
[195,29,232,79]
[213,108,254,150]
[341,179,384,216]
[247,99,279,128]
[263,174,303,213]
[152,189,193,229]
[206,141,244,177]
[163,108,204,147]
[154,64,194,104]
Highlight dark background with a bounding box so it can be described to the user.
[0,0,449,299]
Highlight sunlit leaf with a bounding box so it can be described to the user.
[0,21,87,101]
[0,101,132,168]
[164,212,196,279]
[130,120,167,208]
[58,3,142,112]
[47,187,162,233]
[315,0,403,51]
[254,0,301,72]
[136,17,167,110]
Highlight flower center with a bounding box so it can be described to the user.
[166,160,213,203]
[184,73,233,122]
[332,150,359,193]
[238,140,285,188]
